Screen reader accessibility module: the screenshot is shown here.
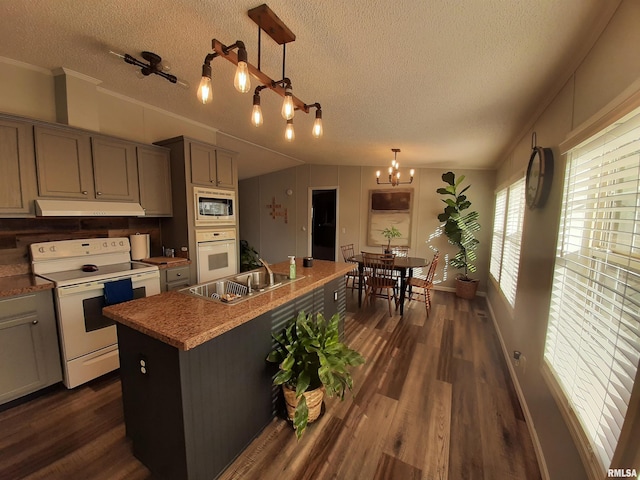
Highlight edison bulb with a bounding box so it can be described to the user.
[234,61,250,93]
[312,117,323,138]
[197,76,213,104]
[251,104,263,127]
[281,92,295,120]
[285,120,295,142]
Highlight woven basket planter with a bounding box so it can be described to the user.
[455,277,479,299]
[283,385,325,423]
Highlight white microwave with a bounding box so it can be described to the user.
[194,187,236,226]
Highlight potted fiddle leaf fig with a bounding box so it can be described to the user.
[266,311,364,440]
[437,171,481,299]
[381,226,402,253]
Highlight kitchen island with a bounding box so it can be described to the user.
[103,259,352,480]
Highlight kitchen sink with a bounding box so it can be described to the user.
[178,267,302,304]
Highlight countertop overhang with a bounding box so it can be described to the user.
[103,259,354,350]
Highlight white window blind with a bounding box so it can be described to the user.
[490,189,506,280]
[544,107,640,473]
[489,178,525,307]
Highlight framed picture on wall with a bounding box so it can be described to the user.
[367,188,413,247]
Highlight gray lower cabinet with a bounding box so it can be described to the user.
[117,277,345,480]
[137,145,172,216]
[0,290,62,405]
[159,265,191,291]
[0,116,37,215]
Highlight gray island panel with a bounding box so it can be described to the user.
[116,277,345,480]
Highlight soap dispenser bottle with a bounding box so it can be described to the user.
[288,255,296,279]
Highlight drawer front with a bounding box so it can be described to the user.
[166,266,190,283]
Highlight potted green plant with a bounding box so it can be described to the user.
[437,171,481,299]
[266,311,364,439]
[381,226,402,253]
[240,240,262,272]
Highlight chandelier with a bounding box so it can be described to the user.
[196,4,322,142]
[376,149,414,186]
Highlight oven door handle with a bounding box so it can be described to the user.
[57,271,159,296]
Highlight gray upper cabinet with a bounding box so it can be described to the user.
[35,125,141,202]
[190,141,234,188]
[34,124,94,199]
[0,117,37,215]
[91,136,139,202]
[215,149,234,188]
[137,145,172,216]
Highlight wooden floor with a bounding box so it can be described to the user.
[0,291,541,480]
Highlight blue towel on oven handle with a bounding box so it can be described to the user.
[104,277,134,306]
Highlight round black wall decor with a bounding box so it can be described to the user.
[525,133,554,209]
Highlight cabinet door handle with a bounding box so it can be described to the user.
[82,191,88,195]
[176,273,182,277]
[32,320,38,325]
[96,191,102,196]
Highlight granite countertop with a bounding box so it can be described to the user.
[0,274,54,298]
[141,257,191,270]
[103,259,353,351]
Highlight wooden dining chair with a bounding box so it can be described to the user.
[407,251,439,317]
[362,252,397,317]
[340,244,360,293]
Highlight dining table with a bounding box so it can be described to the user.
[350,253,430,315]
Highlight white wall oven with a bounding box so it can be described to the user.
[196,229,238,283]
[31,238,160,388]
[194,187,236,227]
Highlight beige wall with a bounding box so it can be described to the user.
[239,164,496,292]
[0,57,218,145]
[489,1,640,479]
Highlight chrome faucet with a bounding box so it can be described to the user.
[258,258,275,286]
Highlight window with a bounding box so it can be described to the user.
[544,106,640,474]
[490,177,526,307]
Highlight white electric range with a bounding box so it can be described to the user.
[31,237,160,388]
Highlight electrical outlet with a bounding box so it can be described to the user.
[513,350,521,367]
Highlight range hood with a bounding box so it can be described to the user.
[35,199,145,217]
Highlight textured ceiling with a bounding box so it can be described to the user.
[0,1,616,179]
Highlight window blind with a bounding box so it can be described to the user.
[490,189,507,280]
[489,179,525,307]
[500,178,525,306]
[544,107,640,472]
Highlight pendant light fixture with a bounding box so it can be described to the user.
[285,119,295,141]
[197,40,250,105]
[306,103,323,139]
[196,4,323,140]
[251,85,267,127]
[376,149,414,186]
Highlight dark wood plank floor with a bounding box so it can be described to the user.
[0,291,541,480]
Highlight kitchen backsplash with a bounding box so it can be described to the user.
[0,217,163,274]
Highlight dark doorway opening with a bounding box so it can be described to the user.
[311,189,337,261]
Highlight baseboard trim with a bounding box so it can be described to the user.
[485,298,550,480]
[433,285,486,297]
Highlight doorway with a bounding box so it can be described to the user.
[310,188,337,261]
